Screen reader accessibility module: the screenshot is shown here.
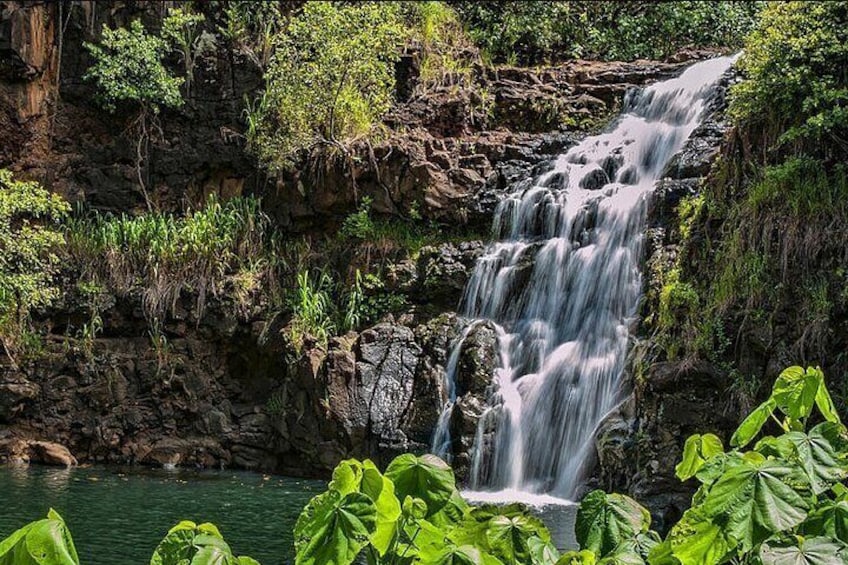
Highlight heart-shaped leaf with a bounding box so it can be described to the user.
[576,491,651,557]
[385,454,456,517]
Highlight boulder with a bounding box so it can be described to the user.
[0,438,77,467]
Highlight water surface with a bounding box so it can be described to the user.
[0,465,323,565]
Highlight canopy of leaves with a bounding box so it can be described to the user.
[250,1,405,172]
[730,1,848,160]
[84,19,183,113]
[450,1,761,65]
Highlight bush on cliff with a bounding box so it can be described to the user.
[248,1,405,172]
[730,1,848,161]
[0,170,70,365]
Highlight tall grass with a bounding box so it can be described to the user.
[65,195,280,328]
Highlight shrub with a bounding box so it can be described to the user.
[287,270,336,352]
[250,1,405,171]
[84,19,185,209]
[0,170,70,364]
[161,7,216,96]
[730,1,848,160]
[84,20,183,114]
[451,1,762,65]
[340,197,376,240]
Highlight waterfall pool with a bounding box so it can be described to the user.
[1,465,577,563]
[0,464,322,565]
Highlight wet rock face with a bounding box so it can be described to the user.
[456,322,498,397]
[416,242,485,310]
[353,324,422,443]
[0,373,39,421]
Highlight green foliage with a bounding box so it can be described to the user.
[747,158,848,216]
[162,7,216,96]
[294,454,558,564]
[220,1,289,70]
[402,1,475,91]
[251,1,405,171]
[65,196,276,329]
[150,520,260,565]
[674,434,724,482]
[0,509,79,565]
[574,491,656,559]
[288,270,336,351]
[288,268,407,351]
[341,197,376,240]
[0,170,70,363]
[451,1,761,65]
[0,515,257,565]
[730,1,848,158]
[563,365,848,565]
[84,19,183,113]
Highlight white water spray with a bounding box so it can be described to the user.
[433,55,737,500]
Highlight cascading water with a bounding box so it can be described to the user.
[432,55,737,500]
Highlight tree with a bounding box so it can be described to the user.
[84,19,184,210]
[249,1,405,172]
[0,170,70,365]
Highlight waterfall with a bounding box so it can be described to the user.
[432,55,737,500]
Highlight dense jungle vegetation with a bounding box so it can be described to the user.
[2,1,848,564]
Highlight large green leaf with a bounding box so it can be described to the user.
[419,544,504,565]
[428,491,471,528]
[675,434,724,481]
[556,550,597,565]
[783,423,848,494]
[360,460,401,556]
[485,515,549,564]
[576,491,651,557]
[150,521,258,565]
[815,382,841,425]
[696,457,809,552]
[773,366,821,422]
[597,546,645,565]
[527,536,560,565]
[731,399,777,448]
[385,454,456,517]
[759,536,847,565]
[331,459,364,495]
[661,508,733,565]
[0,509,79,565]
[294,491,377,565]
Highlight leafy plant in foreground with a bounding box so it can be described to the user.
[150,520,259,565]
[293,453,558,564]
[0,514,258,565]
[563,365,848,565]
[0,509,78,565]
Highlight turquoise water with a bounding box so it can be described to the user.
[0,465,324,565]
